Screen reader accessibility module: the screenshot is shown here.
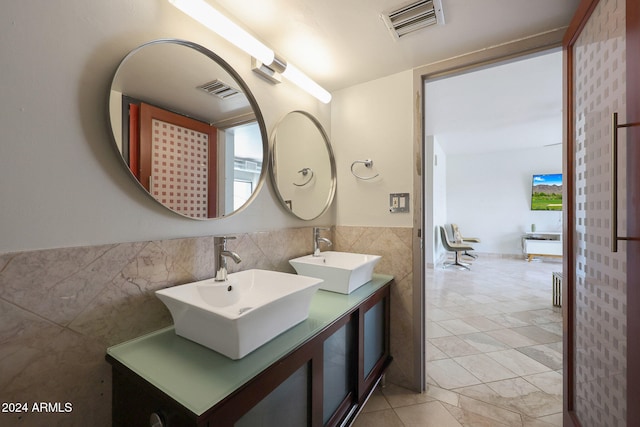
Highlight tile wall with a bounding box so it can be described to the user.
[334,226,415,389]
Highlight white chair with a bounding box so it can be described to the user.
[448,223,481,259]
[439,226,474,270]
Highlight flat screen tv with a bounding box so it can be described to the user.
[531,173,562,211]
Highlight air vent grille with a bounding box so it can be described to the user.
[197,79,242,99]
[381,0,444,39]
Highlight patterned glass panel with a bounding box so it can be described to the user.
[573,0,627,425]
[150,119,209,218]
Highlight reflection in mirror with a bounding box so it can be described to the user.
[108,39,267,219]
[270,111,336,220]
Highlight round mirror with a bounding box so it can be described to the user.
[270,111,336,220]
[108,39,268,219]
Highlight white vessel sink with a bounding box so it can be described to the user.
[289,251,381,294]
[156,269,323,359]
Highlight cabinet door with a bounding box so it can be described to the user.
[363,299,385,378]
[359,287,390,400]
[234,363,310,427]
[322,318,356,425]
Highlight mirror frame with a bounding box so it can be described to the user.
[269,110,337,220]
[107,39,269,220]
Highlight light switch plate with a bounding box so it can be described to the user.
[389,193,410,213]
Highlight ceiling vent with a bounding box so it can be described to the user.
[197,79,242,100]
[381,0,445,40]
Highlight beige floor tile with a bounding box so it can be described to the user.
[426,341,449,361]
[486,349,551,376]
[523,371,563,395]
[465,294,501,304]
[485,313,531,328]
[427,307,458,321]
[429,336,481,357]
[445,304,501,318]
[427,321,454,338]
[381,383,434,408]
[510,325,562,344]
[509,309,560,325]
[517,344,563,370]
[458,395,523,425]
[458,316,503,332]
[459,332,511,353]
[492,301,542,314]
[533,412,563,426]
[438,319,481,335]
[352,408,405,427]
[486,378,562,418]
[453,353,519,383]
[485,328,540,348]
[425,384,460,407]
[361,389,392,413]
[427,359,483,389]
[537,322,563,336]
[485,377,543,398]
[394,401,463,427]
[441,401,512,427]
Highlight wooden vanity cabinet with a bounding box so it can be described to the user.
[106,280,392,427]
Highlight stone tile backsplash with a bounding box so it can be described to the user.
[0,225,415,426]
[334,226,415,390]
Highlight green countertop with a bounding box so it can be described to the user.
[106,274,393,416]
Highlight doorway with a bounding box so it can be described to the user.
[420,49,565,424]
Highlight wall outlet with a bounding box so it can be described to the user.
[389,193,410,213]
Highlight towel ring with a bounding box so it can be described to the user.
[350,159,379,180]
[293,167,314,186]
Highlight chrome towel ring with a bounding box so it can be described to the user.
[350,159,379,180]
[293,167,314,186]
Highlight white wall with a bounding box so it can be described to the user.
[0,1,332,253]
[446,145,562,255]
[423,136,448,266]
[432,138,448,263]
[331,70,414,227]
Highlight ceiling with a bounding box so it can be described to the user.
[425,49,563,155]
[209,0,580,92]
[206,0,579,154]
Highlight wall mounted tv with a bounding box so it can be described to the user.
[531,173,562,211]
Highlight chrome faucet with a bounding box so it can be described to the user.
[313,227,332,257]
[214,236,242,281]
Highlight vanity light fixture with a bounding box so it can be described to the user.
[169,0,332,103]
[282,63,332,104]
[169,0,274,65]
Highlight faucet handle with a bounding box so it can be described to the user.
[313,227,331,232]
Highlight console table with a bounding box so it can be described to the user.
[522,232,562,261]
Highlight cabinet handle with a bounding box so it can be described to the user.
[611,112,639,252]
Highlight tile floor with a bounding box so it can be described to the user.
[354,256,563,427]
